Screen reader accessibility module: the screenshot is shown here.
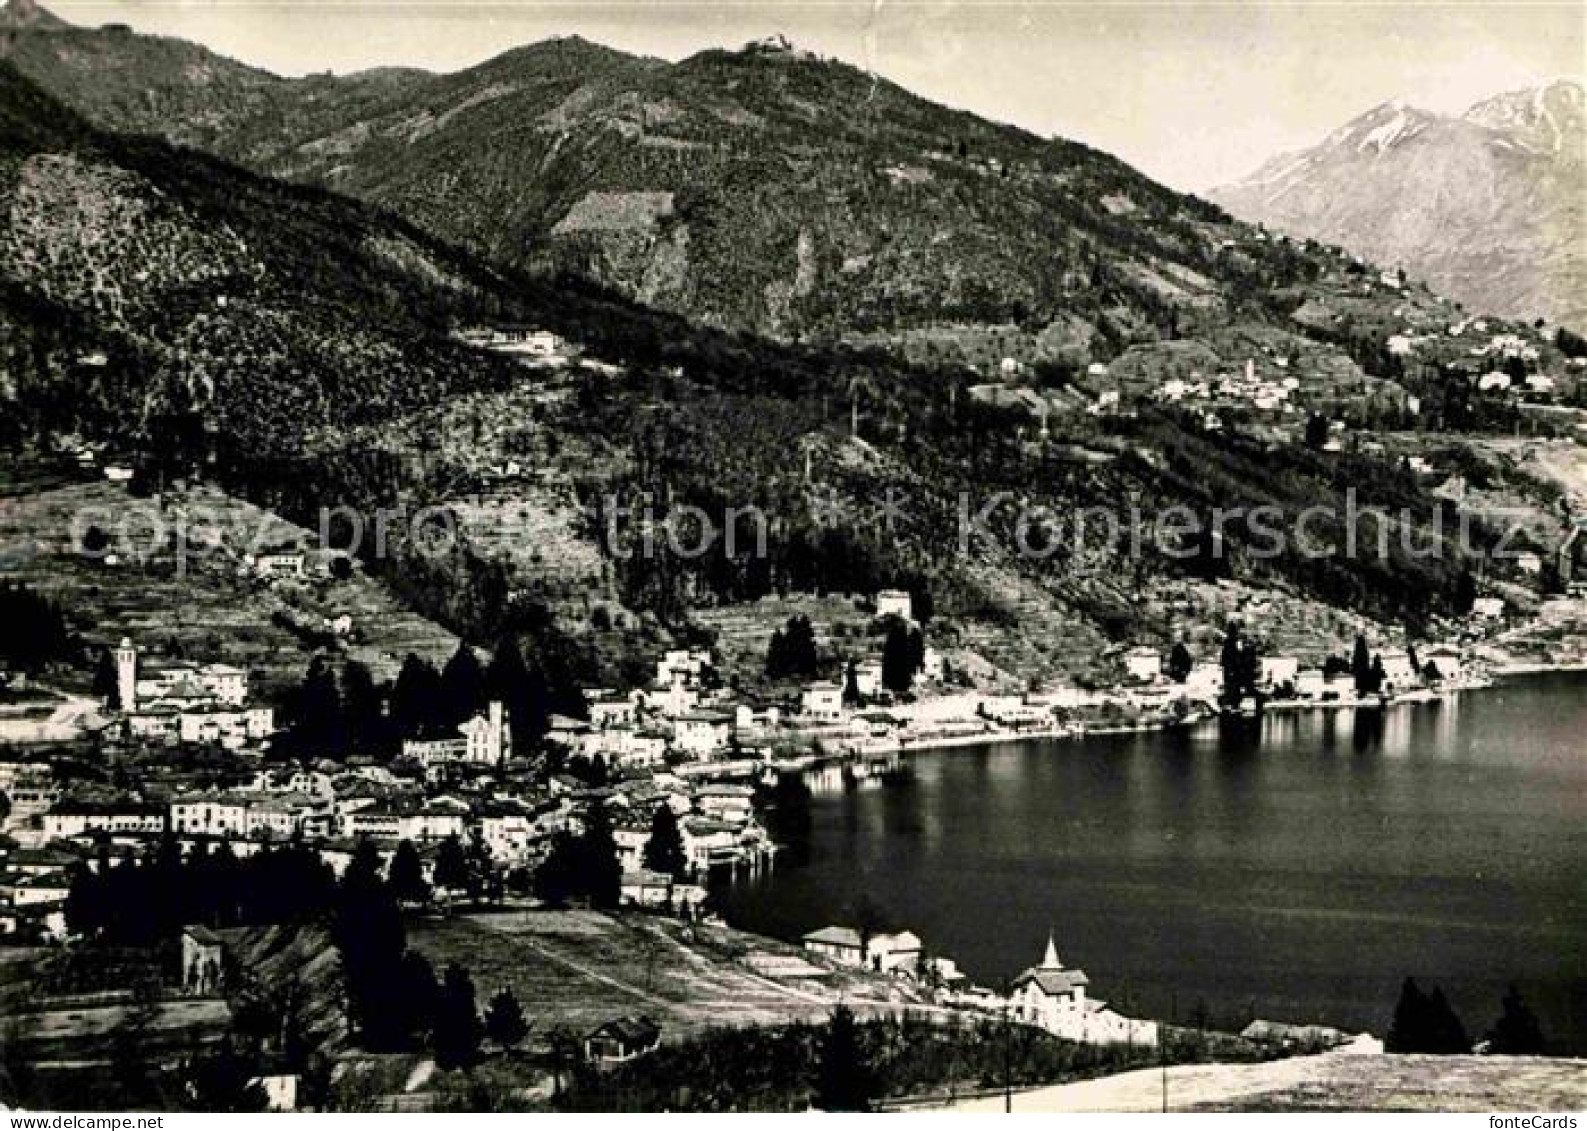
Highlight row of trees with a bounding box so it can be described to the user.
[1386,978,1546,1055]
[279,636,587,759]
[65,839,338,946]
[333,839,521,1065]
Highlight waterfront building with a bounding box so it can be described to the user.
[1011,936,1158,1047]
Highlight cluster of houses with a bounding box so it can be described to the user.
[0,752,775,940]
[1159,358,1303,419]
[112,638,275,751]
[800,925,1159,1047]
[1118,640,1471,706]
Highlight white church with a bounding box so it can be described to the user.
[1010,935,1159,1047]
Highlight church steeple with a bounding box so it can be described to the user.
[1041,933,1062,970]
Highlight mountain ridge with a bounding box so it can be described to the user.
[1211,80,1584,328]
[0,3,1342,357]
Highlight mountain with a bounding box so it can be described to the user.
[1210,81,1585,329]
[0,20,1561,686]
[2,4,1378,359]
[0,0,63,29]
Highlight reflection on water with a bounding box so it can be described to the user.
[721,674,1587,1051]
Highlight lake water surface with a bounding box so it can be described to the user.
[720,672,1587,1051]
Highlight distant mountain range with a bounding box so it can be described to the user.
[1211,81,1585,329]
[0,1,1368,357]
[1,0,1564,666]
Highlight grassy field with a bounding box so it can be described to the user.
[937,1051,1587,1112]
[408,908,946,1045]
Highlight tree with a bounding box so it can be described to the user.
[390,652,443,740]
[578,804,623,910]
[1485,984,1545,1054]
[396,950,441,1046]
[388,839,430,906]
[1351,634,1376,697]
[1219,624,1258,704]
[881,620,921,694]
[486,634,549,751]
[290,656,343,752]
[1387,977,1430,1053]
[332,840,410,1051]
[432,963,483,1072]
[766,615,819,680]
[842,659,862,706]
[642,805,689,881]
[483,988,530,1054]
[815,1004,873,1112]
[1426,987,1470,1053]
[341,659,386,755]
[1305,413,1331,450]
[1167,641,1193,683]
[183,1038,269,1112]
[92,647,119,706]
[533,831,580,907]
[433,835,473,896]
[1388,978,1470,1053]
[439,643,487,729]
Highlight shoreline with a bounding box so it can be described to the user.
[835,667,1587,763]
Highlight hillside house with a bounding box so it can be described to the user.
[584,1017,661,1066]
[1472,597,1506,619]
[249,549,306,579]
[801,682,844,722]
[673,711,732,759]
[1123,648,1162,683]
[802,925,865,965]
[1260,655,1300,690]
[490,326,566,359]
[853,657,885,698]
[875,589,914,621]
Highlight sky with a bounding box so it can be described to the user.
[49,1,1587,190]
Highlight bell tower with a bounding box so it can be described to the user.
[114,637,138,712]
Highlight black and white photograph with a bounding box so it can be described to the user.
[0,0,1583,1115]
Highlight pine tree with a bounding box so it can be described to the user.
[1352,635,1375,697]
[642,805,689,881]
[881,621,917,694]
[1167,641,1194,683]
[387,839,430,905]
[1427,987,1470,1054]
[433,835,473,895]
[390,652,443,740]
[341,659,386,755]
[1486,984,1545,1054]
[1387,977,1430,1052]
[578,804,622,910]
[439,643,487,729]
[432,963,483,1072]
[486,635,549,750]
[483,988,530,1053]
[815,1004,873,1112]
[397,950,441,1046]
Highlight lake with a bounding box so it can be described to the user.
[719,672,1587,1051]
